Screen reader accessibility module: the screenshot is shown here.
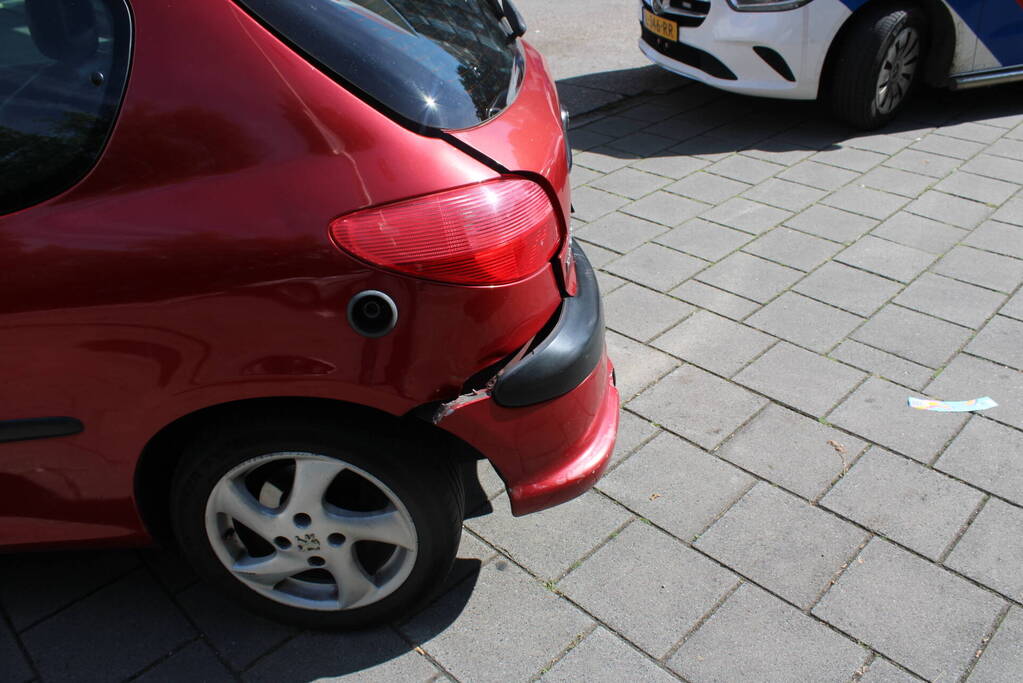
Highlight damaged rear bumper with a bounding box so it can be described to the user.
[433,244,619,515]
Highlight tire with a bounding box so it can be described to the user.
[828,3,927,129]
[170,415,464,629]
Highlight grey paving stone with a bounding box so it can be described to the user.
[606,131,677,157]
[937,416,1023,506]
[794,262,902,317]
[963,154,1023,184]
[894,273,1006,329]
[965,220,1023,259]
[886,148,962,178]
[595,271,626,294]
[20,571,195,683]
[605,243,706,291]
[610,410,659,468]
[932,245,1023,293]
[991,196,1023,226]
[735,342,866,417]
[821,448,984,560]
[812,539,1005,681]
[135,641,233,683]
[573,147,638,174]
[836,236,935,283]
[742,142,815,167]
[665,171,750,204]
[588,167,670,200]
[851,304,971,368]
[580,115,643,138]
[822,186,909,221]
[829,377,969,463]
[946,499,1023,601]
[701,197,792,235]
[0,550,139,630]
[541,627,676,683]
[910,133,985,160]
[574,211,667,253]
[905,190,992,229]
[830,341,933,391]
[857,658,919,683]
[604,283,695,342]
[985,136,1023,160]
[568,186,630,222]
[969,607,1023,683]
[696,483,867,608]
[568,127,613,152]
[630,153,710,180]
[938,120,1005,144]
[404,561,591,683]
[672,583,866,683]
[598,432,754,540]
[747,292,862,353]
[0,614,31,683]
[705,155,784,184]
[605,331,678,401]
[655,217,752,261]
[247,628,440,683]
[785,205,878,243]
[929,355,1023,431]
[177,582,296,671]
[778,160,860,191]
[717,403,866,499]
[629,364,768,449]
[569,164,601,189]
[844,132,913,155]
[1003,288,1023,321]
[743,227,841,271]
[652,310,774,376]
[967,315,1023,369]
[577,241,617,270]
[696,252,803,303]
[670,280,761,320]
[741,177,828,212]
[858,166,935,198]
[560,522,737,658]
[812,147,887,172]
[935,172,1018,206]
[621,191,709,227]
[467,491,629,580]
[871,211,968,255]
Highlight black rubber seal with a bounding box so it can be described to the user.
[753,46,795,82]
[492,243,604,407]
[0,417,84,444]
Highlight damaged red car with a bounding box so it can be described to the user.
[0,0,618,627]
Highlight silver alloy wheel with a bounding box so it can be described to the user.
[876,25,920,114]
[205,452,418,612]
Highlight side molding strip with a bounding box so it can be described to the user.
[0,417,84,444]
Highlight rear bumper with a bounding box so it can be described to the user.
[434,244,618,515]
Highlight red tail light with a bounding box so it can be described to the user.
[329,177,560,285]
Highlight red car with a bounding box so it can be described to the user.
[0,0,618,627]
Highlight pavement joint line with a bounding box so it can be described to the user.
[124,635,214,682]
[847,648,879,683]
[811,441,872,506]
[527,622,600,683]
[392,621,462,683]
[660,578,744,665]
[0,592,41,683]
[807,533,873,614]
[939,494,991,565]
[959,603,1013,683]
[16,562,143,636]
[553,515,637,584]
[690,476,759,543]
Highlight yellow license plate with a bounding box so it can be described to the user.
[643,9,678,42]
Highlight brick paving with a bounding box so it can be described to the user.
[3,81,1023,682]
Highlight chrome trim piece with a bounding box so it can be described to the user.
[951,65,1023,90]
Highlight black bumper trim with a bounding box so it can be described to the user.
[492,243,604,407]
[0,417,83,444]
[641,27,738,81]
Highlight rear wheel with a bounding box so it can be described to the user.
[170,416,463,628]
[828,4,927,129]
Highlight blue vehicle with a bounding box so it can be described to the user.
[639,0,1023,128]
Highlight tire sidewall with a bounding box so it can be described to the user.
[171,421,462,629]
[867,9,924,123]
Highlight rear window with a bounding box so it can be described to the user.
[235,0,524,131]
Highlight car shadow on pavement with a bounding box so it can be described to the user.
[562,70,1023,159]
[0,545,481,681]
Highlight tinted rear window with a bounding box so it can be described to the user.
[236,0,524,131]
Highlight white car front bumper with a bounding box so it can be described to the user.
[638,0,852,100]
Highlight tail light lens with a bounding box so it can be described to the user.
[329,177,560,285]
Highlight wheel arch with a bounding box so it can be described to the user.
[133,396,479,545]
[818,0,957,97]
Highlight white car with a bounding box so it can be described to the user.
[638,0,1023,128]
